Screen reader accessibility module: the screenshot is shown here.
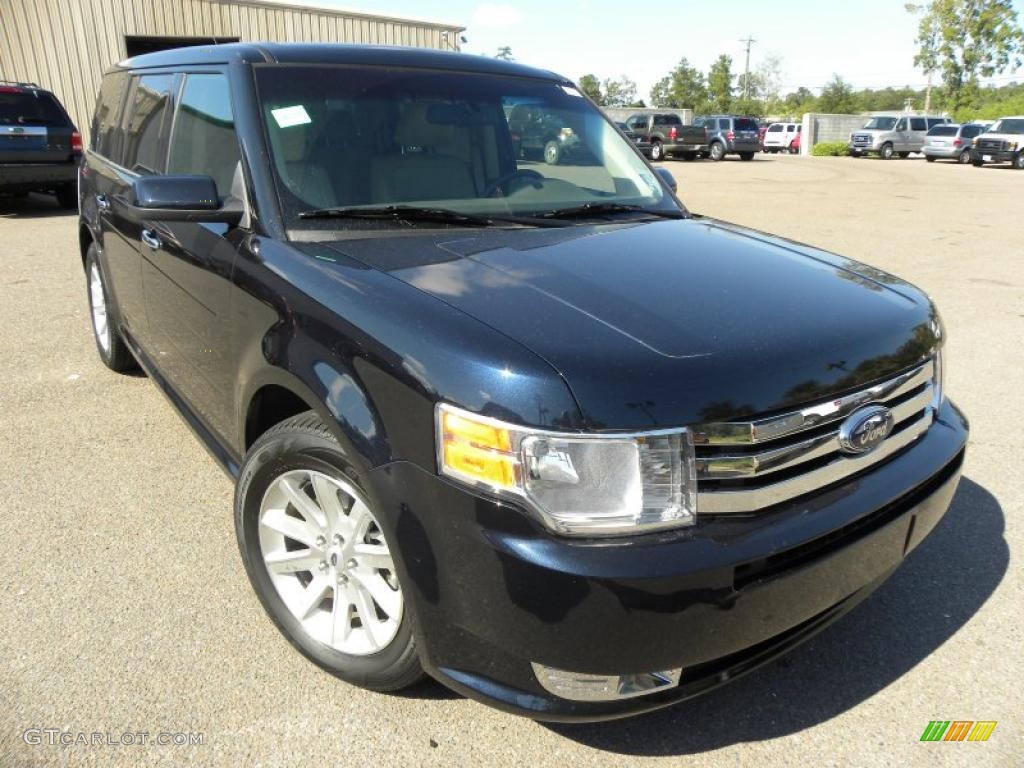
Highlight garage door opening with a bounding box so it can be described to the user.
[124,35,240,58]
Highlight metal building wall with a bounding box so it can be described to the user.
[0,0,464,141]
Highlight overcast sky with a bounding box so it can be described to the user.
[267,0,1024,100]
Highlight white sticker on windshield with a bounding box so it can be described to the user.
[560,85,583,98]
[271,105,312,128]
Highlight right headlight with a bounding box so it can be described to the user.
[436,403,697,536]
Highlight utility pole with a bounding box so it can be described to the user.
[740,35,757,101]
[924,69,932,113]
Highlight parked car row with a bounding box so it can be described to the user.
[847,113,1023,169]
[620,113,764,162]
[762,122,802,154]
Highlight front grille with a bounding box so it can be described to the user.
[978,138,1004,151]
[852,133,873,146]
[692,360,936,514]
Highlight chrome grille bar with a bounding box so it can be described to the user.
[692,361,933,446]
[698,409,934,514]
[697,382,934,480]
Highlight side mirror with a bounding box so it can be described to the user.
[655,166,677,193]
[130,175,242,225]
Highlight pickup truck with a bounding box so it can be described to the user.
[624,112,708,161]
[79,42,967,722]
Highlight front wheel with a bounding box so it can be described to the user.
[235,413,423,691]
[649,140,663,162]
[709,142,726,161]
[879,143,894,160]
[972,155,984,167]
[925,155,936,162]
[1014,152,1024,170]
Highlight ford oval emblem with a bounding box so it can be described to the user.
[838,405,894,455]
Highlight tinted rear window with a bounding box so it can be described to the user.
[92,71,129,160]
[0,90,68,126]
[927,126,957,136]
[734,118,759,131]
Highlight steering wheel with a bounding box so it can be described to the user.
[485,169,544,198]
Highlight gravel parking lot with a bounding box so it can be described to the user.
[1,155,1020,768]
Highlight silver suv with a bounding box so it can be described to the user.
[849,115,951,159]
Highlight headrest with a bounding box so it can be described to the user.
[395,102,465,147]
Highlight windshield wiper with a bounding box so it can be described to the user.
[537,202,686,221]
[298,205,498,227]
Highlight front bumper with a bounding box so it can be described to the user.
[368,399,968,721]
[971,148,1018,163]
[0,161,78,191]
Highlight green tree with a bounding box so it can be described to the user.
[495,46,514,61]
[577,73,604,104]
[908,0,1024,112]
[649,58,708,109]
[602,76,638,107]
[707,54,734,112]
[818,74,858,113]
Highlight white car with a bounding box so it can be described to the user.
[971,116,1024,169]
[763,122,800,154]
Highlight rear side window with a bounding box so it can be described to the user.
[167,73,239,198]
[734,118,759,131]
[961,125,984,138]
[121,74,174,175]
[910,117,926,131]
[719,118,730,130]
[927,126,957,136]
[926,117,947,128]
[91,72,128,160]
[767,124,783,132]
[0,89,68,126]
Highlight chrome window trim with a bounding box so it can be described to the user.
[692,361,933,446]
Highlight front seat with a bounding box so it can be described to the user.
[370,103,478,203]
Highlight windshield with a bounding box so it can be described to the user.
[990,118,1024,134]
[863,117,898,130]
[0,90,68,126]
[254,65,679,230]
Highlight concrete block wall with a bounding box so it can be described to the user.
[800,113,872,155]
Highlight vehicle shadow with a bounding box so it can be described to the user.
[544,476,1006,755]
[0,192,76,219]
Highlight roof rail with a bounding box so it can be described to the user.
[0,79,41,88]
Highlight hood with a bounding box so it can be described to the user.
[322,218,938,430]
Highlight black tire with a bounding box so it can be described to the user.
[84,243,136,372]
[235,412,423,692]
[958,149,972,165]
[1014,152,1024,170]
[739,152,755,161]
[925,155,937,163]
[972,156,984,167]
[709,141,726,161]
[850,149,862,157]
[879,143,894,160]
[649,140,663,162]
[55,185,77,209]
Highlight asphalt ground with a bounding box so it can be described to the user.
[1,153,1020,767]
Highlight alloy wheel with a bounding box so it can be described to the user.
[258,469,402,656]
[89,263,110,354]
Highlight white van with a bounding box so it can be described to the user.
[763,122,800,153]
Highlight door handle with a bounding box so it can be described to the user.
[141,229,161,250]
[95,194,110,211]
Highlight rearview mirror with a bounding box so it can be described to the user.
[655,167,678,193]
[130,175,242,225]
